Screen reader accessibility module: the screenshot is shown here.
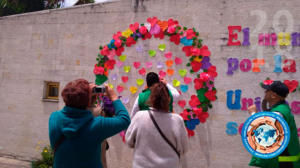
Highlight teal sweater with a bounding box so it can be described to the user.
[49,99,130,168]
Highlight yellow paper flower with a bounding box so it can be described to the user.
[44,149,48,153]
[194,56,202,62]
[122,28,133,38]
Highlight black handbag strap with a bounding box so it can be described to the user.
[148,110,180,158]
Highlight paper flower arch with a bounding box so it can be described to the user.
[94,17,218,136]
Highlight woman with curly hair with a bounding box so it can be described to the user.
[49,79,130,168]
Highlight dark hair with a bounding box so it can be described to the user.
[146,72,159,87]
[61,79,90,109]
[149,82,170,112]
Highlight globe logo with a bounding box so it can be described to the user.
[254,124,278,148]
[241,112,290,159]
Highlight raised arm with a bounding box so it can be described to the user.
[166,83,180,102]
[93,85,131,140]
[130,95,140,119]
[94,99,131,140]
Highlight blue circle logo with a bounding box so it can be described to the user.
[241,112,290,159]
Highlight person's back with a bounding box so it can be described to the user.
[49,79,130,168]
[126,110,187,168]
[126,82,188,168]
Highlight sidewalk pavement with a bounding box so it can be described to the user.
[0,156,31,168]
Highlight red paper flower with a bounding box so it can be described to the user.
[205,90,217,101]
[100,46,109,56]
[191,61,202,72]
[191,47,201,56]
[93,64,105,75]
[142,32,152,40]
[180,109,190,120]
[129,22,139,32]
[126,37,136,47]
[114,39,122,48]
[186,29,196,39]
[200,72,210,82]
[207,66,218,78]
[186,128,195,137]
[167,25,176,34]
[113,31,122,40]
[263,79,273,85]
[154,30,165,39]
[115,47,124,56]
[104,60,116,70]
[170,34,180,45]
[189,95,201,107]
[194,78,203,90]
[193,107,203,117]
[198,112,209,123]
[199,45,211,57]
[182,46,192,56]
[139,26,148,35]
[147,16,158,26]
[168,18,178,27]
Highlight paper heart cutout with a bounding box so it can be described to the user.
[145,62,153,69]
[180,85,189,93]
[158,44,166,51]
[178,100,186,108]
[167,69,175,76]
[111,74,118,81]
[121,76,129,83]
[121,96,129,104]
[117,85,124,93]
[136,45,143,53]
[173,79,181,87]
[130,86,138,94]
[136,79,144,86]
[148,50,156,57]
[139,68,146,75]
[124,66,131,73]
[165,60,174,67]
[108,83,114,89]
[179,69,187,77]
[159,70,166,78]
[175,57,182,65]
[119,55,127,62]
[157,61,164,69]
[284,80,299,92]
[186,119,200,130]
[116,61,124,68]
[189,95,201,107]
[164,52,172,59]
[184,77,192,84]
[133,62,141,69]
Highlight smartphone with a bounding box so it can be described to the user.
[93,86,106,93]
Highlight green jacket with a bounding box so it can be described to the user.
[249,102,300,168]
[138,88,173,112]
